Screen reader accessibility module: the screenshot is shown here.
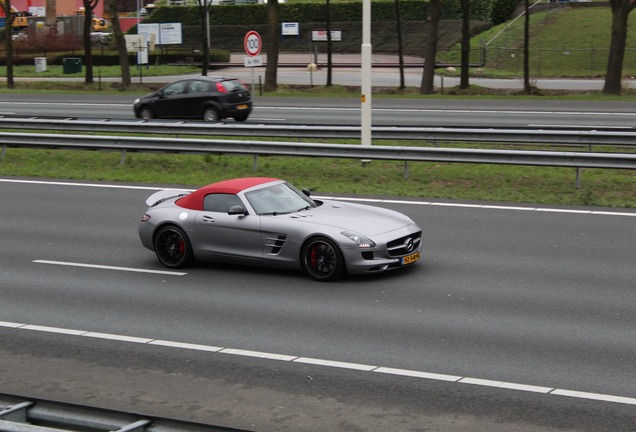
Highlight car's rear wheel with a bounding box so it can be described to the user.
[154,225,193,268]
[139,106,155,120]
[203,107,220,122]
[234,114,248,122]
[301,236,345,281]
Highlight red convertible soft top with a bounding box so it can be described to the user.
[176,177,279,210]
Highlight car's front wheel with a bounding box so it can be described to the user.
[203,107,220,122]
[139,106,155,120]
[154,225,194,268]
[301,237,345,281]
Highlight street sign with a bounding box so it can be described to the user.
[244,56,263,67]
[244,30,262,57]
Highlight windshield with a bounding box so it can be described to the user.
[245,182,316,215]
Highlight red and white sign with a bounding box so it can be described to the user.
[244,31,262,57]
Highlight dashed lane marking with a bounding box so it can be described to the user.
[1,320,635,406]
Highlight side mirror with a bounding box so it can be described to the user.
[302,188,311,197]
[228,205,248,215]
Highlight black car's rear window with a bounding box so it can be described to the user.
[219,80,247,92]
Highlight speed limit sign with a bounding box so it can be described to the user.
[244,31,262,57]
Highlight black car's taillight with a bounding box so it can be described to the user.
[215,82,228,93]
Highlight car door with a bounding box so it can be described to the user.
[152,80,189,118]
[194,193,263,260]
[180,80,215,118]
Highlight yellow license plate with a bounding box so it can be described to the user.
[237,104,248,110]
[402,251,420,265]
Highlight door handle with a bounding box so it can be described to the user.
[202,215,215,222]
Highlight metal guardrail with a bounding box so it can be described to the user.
[0,119,634,187]
[1,132,635,171]
[0,393,251,432]
[1,117,636,147]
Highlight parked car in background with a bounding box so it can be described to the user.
[133,77,252,122]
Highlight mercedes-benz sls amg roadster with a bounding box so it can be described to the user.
[139,178,422,281]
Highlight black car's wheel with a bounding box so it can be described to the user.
[154,225,194,268]
[234,114,249,122]
[301,237,345,281]
[139,106,155,120]
[203,107,220,122]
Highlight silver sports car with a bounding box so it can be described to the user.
[139,177,422,281]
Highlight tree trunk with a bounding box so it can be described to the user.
[2,0,15,88]
[82,0,98,84]
[106,0,131,87]
[198,0,210,76]
[523,0,531,94]
[326,0,332,86]
[420,0,440,94]
[459,0,470,89]
[395,0,405,89]
[603,0,635,95]
[264,0,280,92]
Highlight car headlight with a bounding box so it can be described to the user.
[341,231,376,248]
[134,98,140,104]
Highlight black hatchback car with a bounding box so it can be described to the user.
[133,77,252,122]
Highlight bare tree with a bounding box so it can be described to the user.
[459,0,470,89]
[395,0,405,89]
[82,0,99,83]
[523,0,531,94]
[197,0,211,76]
[603,0,636,95]
[420,0,441,94]
[106,0,131,87]
[264,0,280,92]
[45,0,55,28]
[325,0,332,86]
[1,0,15,88]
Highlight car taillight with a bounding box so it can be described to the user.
[141,214,151,222]
[215,82,228,93]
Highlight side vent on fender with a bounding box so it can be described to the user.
[265,235,287,255]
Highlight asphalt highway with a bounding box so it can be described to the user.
[2,93,636,128]
[1,178,635,431]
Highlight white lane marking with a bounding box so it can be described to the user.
[459,377,552,393]
[550,389,636,405]
[318,196,636,217]
[294,357,377,371]
[0,102,131,107]
[3,179,635,218]
[221,349,297,362]
[257,106,636,117]
[374,367,462,382]
[33,260,186,276]
[2,320,635,406]
[529,124,632,129]
[4,101,636,118]
[150,340,223,352]
[82,332,153,344]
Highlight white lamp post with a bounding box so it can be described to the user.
[361,0,372,147]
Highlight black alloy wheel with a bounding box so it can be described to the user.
[301,237,345,281]
[154,225,193,268]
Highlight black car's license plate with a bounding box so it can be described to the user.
[237,104,248,110]
[402,251,420,265]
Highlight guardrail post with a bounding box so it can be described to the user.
[0,401,34,422]
[253,155,258,171]
[403,161,409,179]
[111,419,152,432]
[576,167,581,188]
[1,145,6,159]
[120,150,127,165]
